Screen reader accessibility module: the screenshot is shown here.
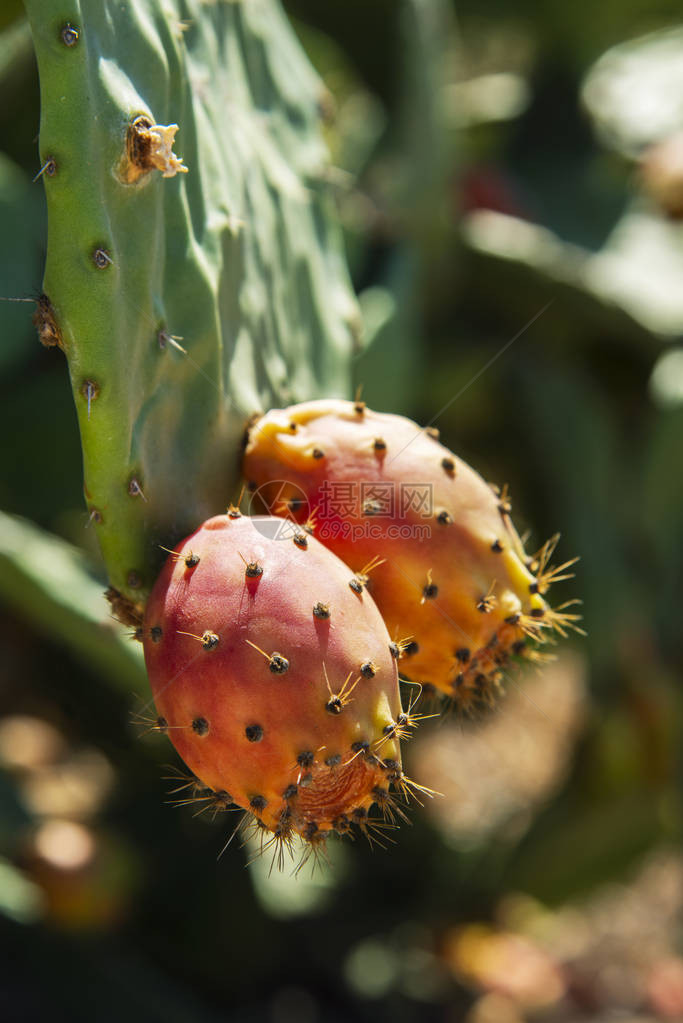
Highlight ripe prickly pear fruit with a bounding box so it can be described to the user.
[142,512,422,856]
[243,400,580,710]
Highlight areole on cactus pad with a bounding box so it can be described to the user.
[243,399,582,710]
[142,511,429,863]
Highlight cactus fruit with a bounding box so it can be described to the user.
[24,0,357,609]
[243,399,581,710]
[142,512,426,860]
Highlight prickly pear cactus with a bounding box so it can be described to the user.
[24,0,357,609]
[142,512,428,859]
[243,399,582,709]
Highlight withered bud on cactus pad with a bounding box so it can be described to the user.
[243,400,581,712]
[143,514,427,860]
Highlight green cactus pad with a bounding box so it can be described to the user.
[24,0,357,605]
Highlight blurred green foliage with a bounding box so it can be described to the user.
[0,0,682,1020]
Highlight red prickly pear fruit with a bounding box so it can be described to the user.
[142,514,423,853]
[243,400,581,710]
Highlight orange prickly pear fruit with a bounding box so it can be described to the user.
[243,400,580,711]
[142,512,428,864]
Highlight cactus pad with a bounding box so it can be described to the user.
[24,0,357,607]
